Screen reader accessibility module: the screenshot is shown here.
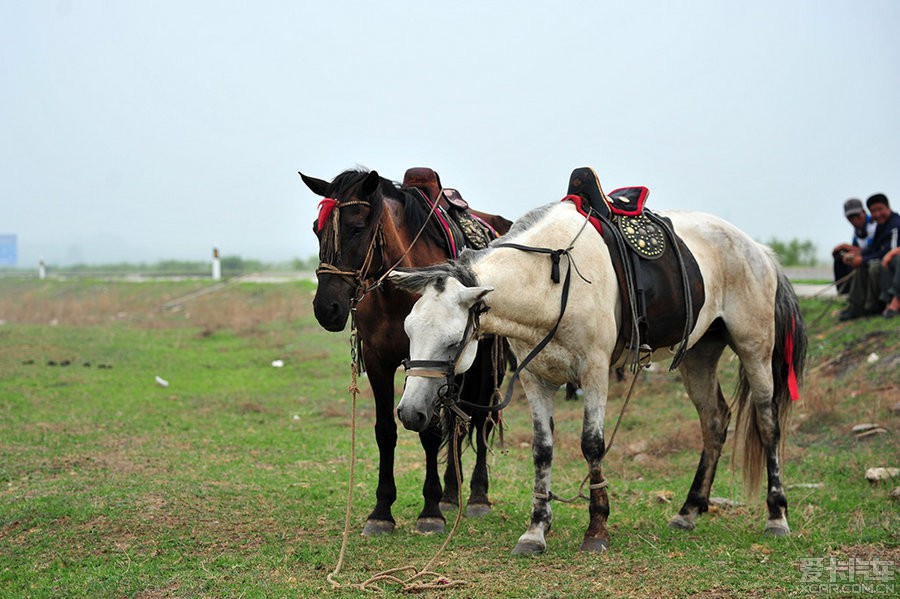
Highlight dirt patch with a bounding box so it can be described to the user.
[0,281,313,334]
[815,330,895,378]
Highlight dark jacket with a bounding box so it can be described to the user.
[862,211,900,262]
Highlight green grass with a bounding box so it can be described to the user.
[0,280,897,597]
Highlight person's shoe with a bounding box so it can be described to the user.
[838,307,867,322]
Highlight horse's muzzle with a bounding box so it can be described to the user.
[313,298,349,332]
[397,401,429,432]
[312,277,354,332]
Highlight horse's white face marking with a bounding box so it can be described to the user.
[397,278,493,431]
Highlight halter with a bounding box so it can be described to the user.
[315,197,385,289]
[316,186,445,301]
[401,303,488,423]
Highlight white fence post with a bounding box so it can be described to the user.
[212,247,221,281]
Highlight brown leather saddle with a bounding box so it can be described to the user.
[402,167,496,253]
[566,167,705,369]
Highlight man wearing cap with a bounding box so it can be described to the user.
[839,193,900,321]
[831,198,876,294]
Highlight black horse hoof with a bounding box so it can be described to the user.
[362,519,395,536]
[439,501,459,514]
[415,517,446,534]
[580,537,610,553]
[465,503,492,518]
[668,514,696,531]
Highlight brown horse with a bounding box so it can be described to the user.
[299,168,512,535]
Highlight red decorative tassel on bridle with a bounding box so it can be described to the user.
[317,198,337,232]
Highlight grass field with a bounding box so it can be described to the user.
[0,278,897,597]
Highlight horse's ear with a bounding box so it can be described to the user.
[299,171,330,197]
[361,170,381,196]
[387,269,426,293]
[458,286,493,308]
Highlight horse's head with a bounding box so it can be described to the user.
[300,169,386,331]
[389,266,493,431]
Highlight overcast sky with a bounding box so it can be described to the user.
[2,1,898,266]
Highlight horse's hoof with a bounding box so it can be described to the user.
[668,514,696,531]
[415,517,446,534]
[579,537,610,553]
[439,501,459,513]
[764,524,791,537]
[465,503,492,518]
[362,519,395,536]
[511,540,545,556]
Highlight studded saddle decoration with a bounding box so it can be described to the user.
[618,214,666,260]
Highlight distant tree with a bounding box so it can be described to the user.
[291,256,318,271]
[220,255,265,276]
[765,238,818,266]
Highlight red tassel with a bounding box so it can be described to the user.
[317,198,337,232]
[786,316,800,401]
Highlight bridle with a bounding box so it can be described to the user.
[401,303,488,422]
[315,198,384,292]
[402,209,594,420]
[315,187,444,300]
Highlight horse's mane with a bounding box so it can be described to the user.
[501,203,556,238]
[331,168,446,249]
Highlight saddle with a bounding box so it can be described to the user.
[402,167,498,256]
[566,167,706,369]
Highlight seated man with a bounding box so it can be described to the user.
[840,193,900,321]
[880,246,900,318]
[831,198,875,295]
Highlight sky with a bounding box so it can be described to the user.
[2,1,899,267]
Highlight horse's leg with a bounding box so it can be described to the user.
[512,374,556,556]
[439,423,463,513]
[580,367,612,552]
[732,327,791,537]
[744,358,790,536]
[453,343,495,517]
[669,334,730,531]
[416,421,446,533]
[465,409,493,517]
[437,410,492,517]
[362,367,398,536]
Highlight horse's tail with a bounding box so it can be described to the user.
[734,265,808,493]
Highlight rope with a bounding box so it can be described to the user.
[326,302,362,589]
[807,271,854,327]
[364,187,443,294]
[326,302,470,592]
[352,419,469,592]
[533,356,645,505]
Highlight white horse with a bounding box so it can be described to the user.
[389,200,807,555]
